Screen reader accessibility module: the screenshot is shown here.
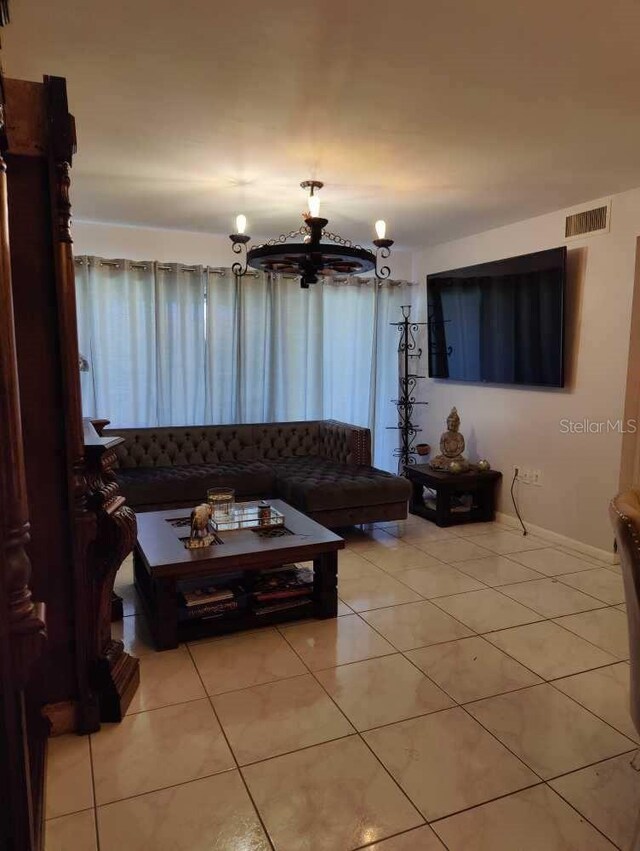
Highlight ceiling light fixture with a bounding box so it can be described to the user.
[229,180,394,288]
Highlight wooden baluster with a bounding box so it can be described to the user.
[0,94,47,851]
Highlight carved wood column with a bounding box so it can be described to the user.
[0,92,47,851]
[85,422,139,720]
[3,74,139,735]
[47,77,104,734]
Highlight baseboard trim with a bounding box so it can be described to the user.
[495,511,618,565]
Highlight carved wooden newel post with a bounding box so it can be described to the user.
[85,422,139,720]
[0,93,47,851]
[3,74,138,737]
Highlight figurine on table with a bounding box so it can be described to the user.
[428,407,470,473]
[185,503,216,549]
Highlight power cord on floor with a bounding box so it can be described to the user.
[511,466,528,536]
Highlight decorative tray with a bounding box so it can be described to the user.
[212,505,285,532]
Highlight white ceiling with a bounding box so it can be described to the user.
[4,0,640,248]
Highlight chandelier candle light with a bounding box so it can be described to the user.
[229,180,394,288]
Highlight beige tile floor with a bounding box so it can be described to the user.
[47,517,639,851]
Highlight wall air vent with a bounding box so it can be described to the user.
[565,203,610,239]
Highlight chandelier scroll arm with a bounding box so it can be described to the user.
[229,233,250,277]
[373,237,394,280]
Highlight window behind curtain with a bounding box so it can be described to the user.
[75,257,417,470]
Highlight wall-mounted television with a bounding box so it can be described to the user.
[427,246,566,388]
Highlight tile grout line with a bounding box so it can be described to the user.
[423,623,638,848]
[425,589,629,650]
[185,641,278,851]
[346,594,486,645]
[544,746,639,785]
[393,601,636,741]
[325,572,638,843]
[343,532,619,614]
[159,615,637,764]
[165,642,630,745]
[416,780,546,840]
[87,732,101,851]
[275,619,430,836]
[423,773,625,851]
[355,523,633,843]
[549,610,630,661]
[547,759,637,851]
[91,767,239,810]
[183,641,278,851]
[446,694,638,846]
[124,580,628,732]
[352,822,455,851]
[463,677,637,758]
[479,580,611,619]
[418,592,542,633]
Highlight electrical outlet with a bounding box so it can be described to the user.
[531,469,542,486]
[514,466,533,484]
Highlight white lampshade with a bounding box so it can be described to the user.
[235,214,247,235]
[375,219,386,239]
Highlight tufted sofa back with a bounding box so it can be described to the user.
[111,425,256,469]
[254,422,320,459]
[319,420,370,466]
[107,420,372,469]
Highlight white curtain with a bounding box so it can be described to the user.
[156,264,206,425]
[75,258,157,427]
[75,256,419,471]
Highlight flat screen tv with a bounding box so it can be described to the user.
[427,246,566,387]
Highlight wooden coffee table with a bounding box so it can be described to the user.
[133,499,344,649]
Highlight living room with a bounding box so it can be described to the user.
[2,2,640,851]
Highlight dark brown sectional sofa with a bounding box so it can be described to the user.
[106,419,411,529]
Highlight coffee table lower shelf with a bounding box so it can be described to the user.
[133,548,338,650]
[176,600,316,644]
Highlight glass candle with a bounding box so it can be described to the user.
[206,487,235,519]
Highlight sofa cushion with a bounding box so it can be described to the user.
[116,461,275,507]
[273,457,411,512]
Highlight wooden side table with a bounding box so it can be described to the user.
[404,464,502,527]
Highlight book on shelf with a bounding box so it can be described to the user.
[179,598,242,621]
[252,565,313,601]
[253,597,312,616]
[260,563,299,573]
[182,587,235,607]
[255,587,311,602]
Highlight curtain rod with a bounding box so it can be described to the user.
[74,258,228,275]
[73,256,414,286]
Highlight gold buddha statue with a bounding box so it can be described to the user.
[429,407,470,473]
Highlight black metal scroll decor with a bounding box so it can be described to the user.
[387,305,428,473]
[230,234,250,277]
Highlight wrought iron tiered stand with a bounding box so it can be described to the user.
[388,305,428,474]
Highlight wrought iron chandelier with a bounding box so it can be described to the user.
[229,180,394,288]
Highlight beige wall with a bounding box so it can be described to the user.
[73,221,241,266]
[412,188,640,553]
[72,220,415,280]
[620,237,640,493]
